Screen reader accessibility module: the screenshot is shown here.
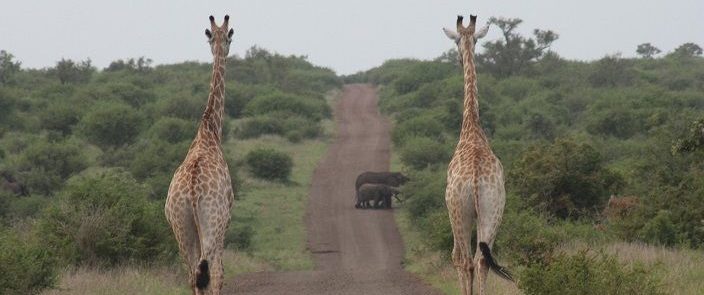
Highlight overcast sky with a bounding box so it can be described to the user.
[1,0,702,75]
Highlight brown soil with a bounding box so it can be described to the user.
[224,84,440,294]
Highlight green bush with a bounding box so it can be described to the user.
[509,137,624,218]
[245,148,293,181]
[146,117,196,144]
[39,102,82,135]
[403,169,446,222]
[519,250,663,295]
[243,92,330,121]
[129,140,190,198]
[0,227,57,294]
[422,210,453,252]
[238,115,285,138]
[498,209,563,265]
[156,94,204,120]
[391,116,445,146]
[225,220,253,250]
[13,138,88,195]
[638,210,678,246]
[237,113,322,141]
[79,101,145,147]
[37,169,176,266]
[399,136,450,169]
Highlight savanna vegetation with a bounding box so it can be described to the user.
[347,17,704,294]
[2,14,703,295]
[0,47,340,294]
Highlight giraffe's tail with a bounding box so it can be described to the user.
[479,242,514,282]
[195,259,210,289]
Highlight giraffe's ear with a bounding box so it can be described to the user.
[443,28,460,43]
[474,23,490,40]
[205,29,212,39]
[228,28,234,39]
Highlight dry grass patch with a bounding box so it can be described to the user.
[42,265,188,295]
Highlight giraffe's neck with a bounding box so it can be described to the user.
[458,38,487,144]
[198,50,227,144]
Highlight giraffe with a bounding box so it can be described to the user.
[165,15,235,295]
[442,15,513,295]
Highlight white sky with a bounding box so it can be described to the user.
[0,0,702,75]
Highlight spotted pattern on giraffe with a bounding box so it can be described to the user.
[165,15,235,295]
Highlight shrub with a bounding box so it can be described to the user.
[498,209,563,265]
[146,117,196,144]
[0,227,57,294]
[39,102,82,135]
[37,168,176,266]
[245,148,293,181]
[422,210,453,252]
[393,62,455,94]
[13,139,88,195]
[391,116,445,146]
[519,250,663,295]
[403,169,446,222]
[238,115,285,138]
[79,101,145,147]
[243,92,330,121]
[157,94,204,120]
[509,137,624,218]
[225,220,253,250]
[237,113,322,141]
[638,210,678,246]
[399,137,450,169]
[129,140,190,197]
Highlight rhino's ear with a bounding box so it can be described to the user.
[443,27,460,43]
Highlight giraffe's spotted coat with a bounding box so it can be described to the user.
[445,15,507,295]
[165,15,235,295]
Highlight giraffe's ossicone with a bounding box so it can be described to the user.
[165,15,235,295]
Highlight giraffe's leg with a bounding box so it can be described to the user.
[446,183,476,295]
[195,195,231,294]
[474,179,508,295]
[166,196,202,293]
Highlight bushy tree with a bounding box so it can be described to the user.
[50,58,95,84]
[636,43,661,58]
[243,92,330,121]
[37,169,175,266]
[478,17,558,77]
[245,148,293,181]
[12,138,88,195]
[399,137,450,169]
[672,118,704,153]
[510,138,624,218]
[105,57,153,73]
[79,101,144,147]
[588,54,635,87]
[0,227,57,294]
[0,50,21,85]
[669,42,703,58]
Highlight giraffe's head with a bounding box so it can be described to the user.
[205,15,234,57]
[442,15,489,65]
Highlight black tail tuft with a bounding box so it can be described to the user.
[196,260,210,290]
[479,242,514,282]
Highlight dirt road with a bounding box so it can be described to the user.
[225,84,440,294]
